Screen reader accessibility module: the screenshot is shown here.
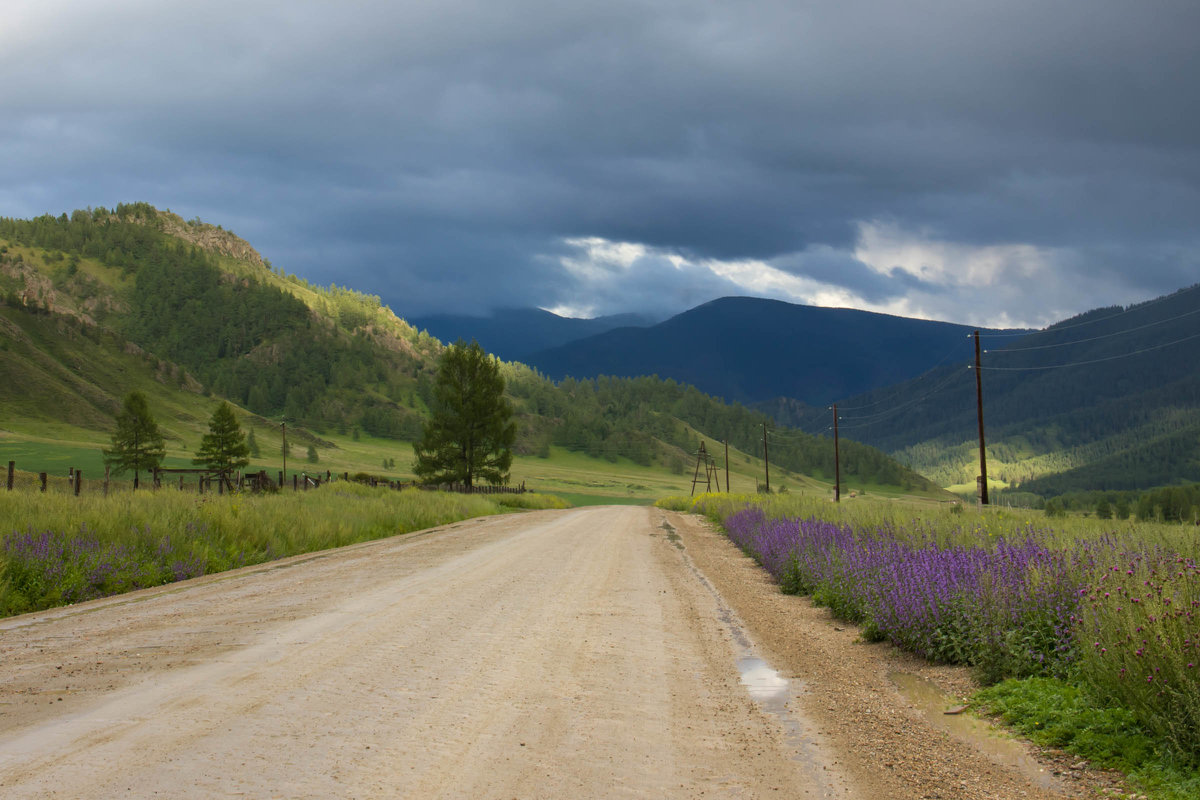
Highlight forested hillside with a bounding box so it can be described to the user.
[0,204,937,494]
[0,204,438,440]
[770,286,1200,497]
[522,296,1014,405]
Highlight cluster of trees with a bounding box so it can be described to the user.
[999,483,1200,525]
[1129,484,1200,523]
[104,392,250,485]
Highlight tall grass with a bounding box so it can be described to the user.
[660,492,1200,763]
[0,485,568,616]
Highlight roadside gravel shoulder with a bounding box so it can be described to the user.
[664,508,1116,800]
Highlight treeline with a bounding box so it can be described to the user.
[504,369,938,490]
[1002,483,1200,525]
[0,203,167,274]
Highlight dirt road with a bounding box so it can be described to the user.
[0,506,1091,798]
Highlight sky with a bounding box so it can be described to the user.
[3,0,1199,328]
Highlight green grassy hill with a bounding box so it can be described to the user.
[0,203,944,504]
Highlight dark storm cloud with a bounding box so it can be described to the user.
[3,0,1199,324]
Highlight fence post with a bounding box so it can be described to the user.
[104,465,110,497]
[179,475,183,491]
[6,460,13,491]
[278,471,284,489]
[40,472,47,492]
[74,469,82,497]
[293,474,298,492]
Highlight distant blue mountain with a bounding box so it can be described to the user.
[524,296,1014,405]
[410,307,656,363]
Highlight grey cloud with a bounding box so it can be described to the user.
[2,0,1199,322]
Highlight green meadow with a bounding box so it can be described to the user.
[0,421,849,505]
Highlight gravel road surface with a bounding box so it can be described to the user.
[0,505,1096,798]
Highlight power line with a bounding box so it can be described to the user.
[977,331,1200,372]
[977,282,1200,340]
[834,340,970,412]
[834,365,970,429]
[987,305,1200,354]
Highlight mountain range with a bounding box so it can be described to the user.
[522,297,1020,405]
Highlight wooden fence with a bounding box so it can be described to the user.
[3,460,528,497]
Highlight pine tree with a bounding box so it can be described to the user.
[193,402,250,473]
[412,340,515,488]
[247,429,261,458]
[306,444,319,463]
[103,391,166,489]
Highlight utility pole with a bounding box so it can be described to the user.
[974,331,989,506]
[833,404,841,503]
[724,440,730,494]
[281,421,287,491]
[762,423,770,494]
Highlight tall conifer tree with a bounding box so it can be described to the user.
[413,340,515,488]
[103,391,166,489]
[193,402,250,473]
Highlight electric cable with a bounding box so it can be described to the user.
[977,331,1200,372]
[834,364,970,428]
[986,305,1200,353]
[976,282,1200,339]
[833,340,971,412]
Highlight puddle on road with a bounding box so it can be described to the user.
[724,611,850,797]
[662,513,852,797]
[739,656,789,701]
[889,671,1063,792]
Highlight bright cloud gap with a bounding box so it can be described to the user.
[543,224,1088,329]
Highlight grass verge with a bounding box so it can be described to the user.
[976,677,1200,800]
[0,484,568,617]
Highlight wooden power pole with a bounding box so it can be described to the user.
[724,440,730,495]
[762,423,770,494]
[833,404,841,503]
[974,331,990,506]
